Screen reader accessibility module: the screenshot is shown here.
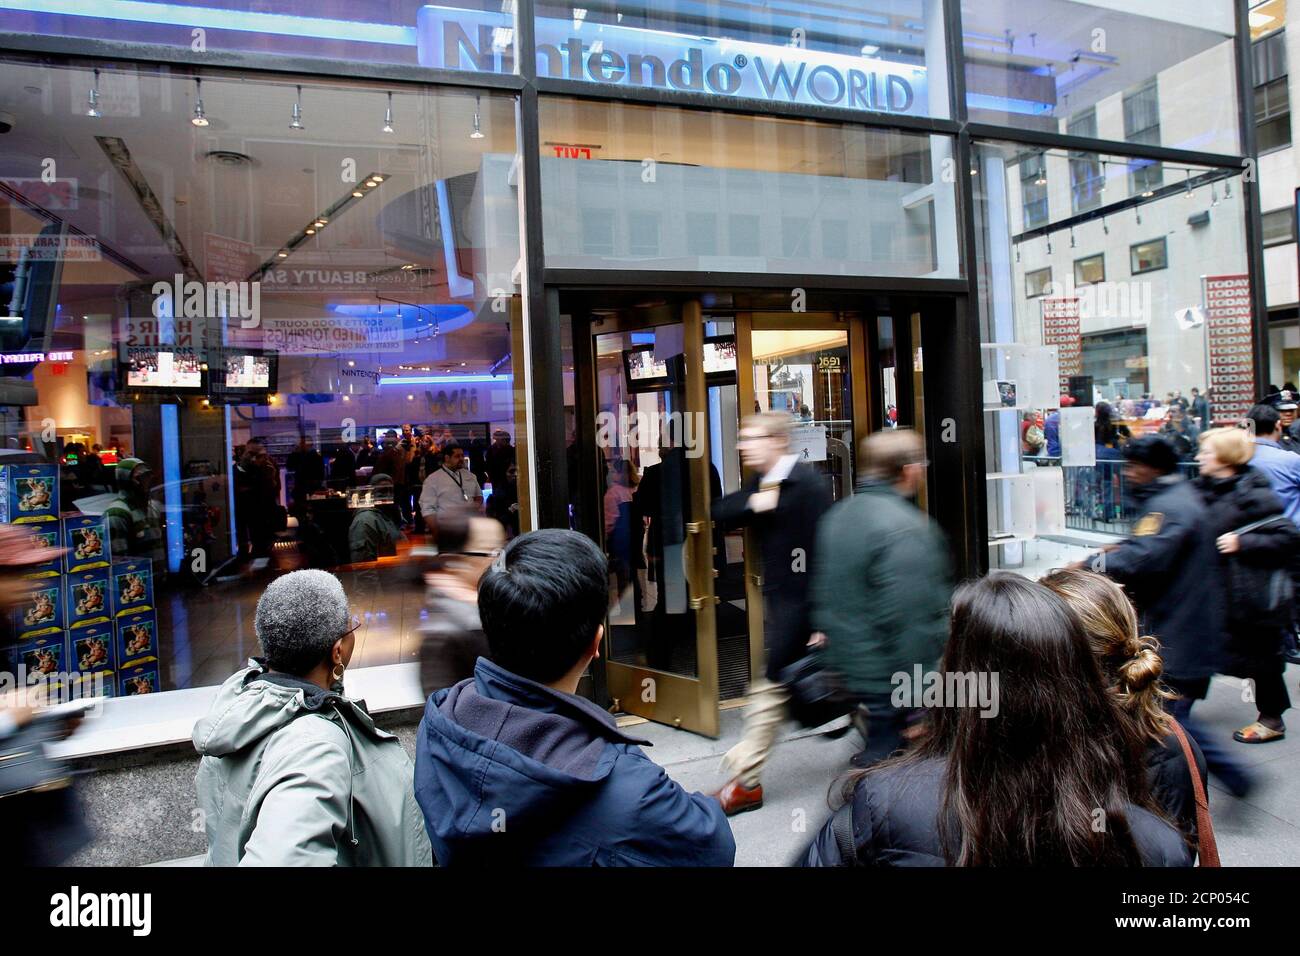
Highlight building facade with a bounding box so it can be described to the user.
[0,2,1269,856]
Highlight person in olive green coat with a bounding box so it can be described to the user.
[810,429,953,769]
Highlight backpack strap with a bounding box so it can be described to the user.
[1168,719,1220,867]
[831,804,859,867]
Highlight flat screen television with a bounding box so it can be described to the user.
[702,335,738,385]
[121,348,205,391]
[209,349,277,397]
[622,344,670,393]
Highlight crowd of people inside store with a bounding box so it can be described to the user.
[229,424,519,570]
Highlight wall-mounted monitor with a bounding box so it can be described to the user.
[121,348,204,391]
[209,349,278,397]
[702,335,737,385]
[623,344,670,393]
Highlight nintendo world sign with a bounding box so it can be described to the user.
[417,6,929,117]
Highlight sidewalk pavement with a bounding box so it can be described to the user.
[644,662,1300,866]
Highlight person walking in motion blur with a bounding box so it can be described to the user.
[710,413,831,815]
[810,429,953,770]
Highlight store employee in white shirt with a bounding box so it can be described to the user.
[420,442,482,536]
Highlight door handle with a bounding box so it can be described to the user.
[682,521,717,611]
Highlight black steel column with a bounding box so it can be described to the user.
[515,1,569,529]
[1234,0,1271,396]
[943,0,991,577]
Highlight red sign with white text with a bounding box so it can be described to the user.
[1041,297,1081,395]
[1203,274,1255,423]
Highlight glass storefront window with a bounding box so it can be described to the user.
[0,1,519,72]
[538,97,961,277]
[973,138,1252,575]
[0,58,524,701]
[533,0,950,118]
[962,0,1241,155]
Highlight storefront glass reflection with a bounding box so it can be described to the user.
[0,59,523,698]
[539,97,961,277]
[962,0,1240,155]
[972,139,1252,575]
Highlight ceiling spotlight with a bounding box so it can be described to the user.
[1184,171,1193,199]
[289,85,304,130]
[371,175,384,183]
[1141,190,1154,198]
[190,78,209,127]
[305,228,315,235]
[86,68,102,118]
[352,190,364,198]
[471,95,485,139]
[277,251,288,258]
[1034,173,1047,186]
[365,179,377,188]
[383,92,394,134]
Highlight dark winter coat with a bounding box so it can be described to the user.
[413,658,735,866]
[801,758,1192,867]
[711,460,832,680]
[1147,730,1207,849]
[1101,476,1226,681]
[809,479,952,699]
[1194,468,1300,675]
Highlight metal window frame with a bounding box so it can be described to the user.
[0,0,1268,581]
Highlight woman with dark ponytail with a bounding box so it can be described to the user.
[802,573,1190,867]
[1042,569,1206,848]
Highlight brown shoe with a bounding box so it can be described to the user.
[714,778,763,816]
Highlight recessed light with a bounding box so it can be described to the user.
[277,251,288,258]
[352,190,363,197]
[372,175,384,183]
[305,228,315,235]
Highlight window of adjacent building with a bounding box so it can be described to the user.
[1082,327,1152,398]
[822,219,849,260]
[1068,110,1104,214]
[686,212,717,256]
[582,208,616,255]
[729,213,761,257]
[1020,151,1049,230]
[1262,206,1297,246]
[1130,237,1169,274]
[1074,254,1105,285]
[1254,30,1291,152]
[1025,266,1053,297]
[627,210,661,257]
[1123,81,1163,194]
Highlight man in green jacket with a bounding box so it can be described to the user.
[811,429,953,769]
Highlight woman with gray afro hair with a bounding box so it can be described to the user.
[255,569,353,682]
[191,569,432,866]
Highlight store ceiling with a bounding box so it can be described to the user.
[0,59,516,370]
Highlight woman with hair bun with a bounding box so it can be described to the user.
[1042,569,1206,847]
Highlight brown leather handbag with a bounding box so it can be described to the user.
[1168,719,1221,867]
